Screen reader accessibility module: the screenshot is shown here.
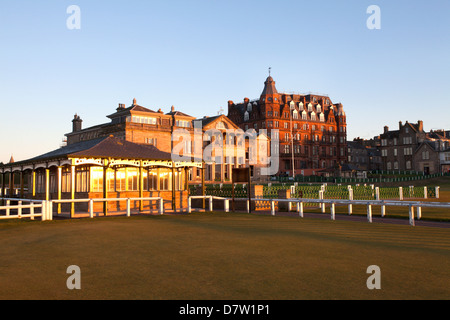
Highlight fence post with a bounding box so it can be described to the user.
[30,203,35,220]
[375,187,380,201]
[48,201,53,221]
[41,200,47,221]
[159,198,164,215]
[89,199,94,218]
[271,200,275,216]
[188,197,191,213]
[246,200,250,213]
[297,202,303,218]
[367,203,372,223]
[435,186,440,199]
[399,187,403,201]
[224,199,229,213]
[424,187,427,199]
[319,190,325,213]
[409,205,415,226]
[416,206,422,220]
[126,198,131,217]
[330,202,335,221]
[208,196,213,212]
[17,200,22,218]
[348,188,353,215]
[381,202,386,217]
[6,200,10,216]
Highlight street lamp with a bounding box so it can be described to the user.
[290,101,295,179]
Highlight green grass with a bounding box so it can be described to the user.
[0,213,449,300]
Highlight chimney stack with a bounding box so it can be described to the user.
[72,114,83,132]
[418,120,424,131]
[384,126,389,133]
[399,121,403,129]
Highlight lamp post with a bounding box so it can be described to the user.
[290,101,295,179]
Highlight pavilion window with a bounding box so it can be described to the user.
[159,170,172,191]
[145,170,158,191]
[90,167,103,193]
[36,171,45,194]
[49,172,57,193]
[62,167,71,192]
[76,166,89,193]
[107,170,115,192]
[116,168,126,191]
[127,168,139,191]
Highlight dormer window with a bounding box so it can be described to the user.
[308,103,313,112]
[247,103,252,112]
[244,111,249,121]
[319,113,325,122]
[317,104,322,113]
[299,102,304,110]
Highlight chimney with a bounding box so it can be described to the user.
[399,121,403,129]
[171,105,175,113]
[384,126,389,133]
[116,103,125,111]
[418,120,423,131]
[72,114,82,132]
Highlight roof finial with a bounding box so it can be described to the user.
[268,67,271,76]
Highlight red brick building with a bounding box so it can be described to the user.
[227,75,347,176]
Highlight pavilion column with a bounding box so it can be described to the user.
[139,163,143,212]
[9,172,13,197]
[71,165,75,218]
[1,172,5,204]
[20,171,24,199]
[201,162,205,209]
[184,167,189,191]
[45,168,50,201]
[102,161,108,216]
[172,163,176,211]
[57,167,62,214]
[32,170,36,198]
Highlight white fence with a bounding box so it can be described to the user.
[2,195,450,227]
[0,197,164,221]
[188,196,450,226]
[0,198,52,221]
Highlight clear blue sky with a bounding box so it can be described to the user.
[1,0,449,163]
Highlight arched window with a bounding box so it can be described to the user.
[244,111,249,121]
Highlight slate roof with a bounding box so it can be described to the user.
[6,136,175,166]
